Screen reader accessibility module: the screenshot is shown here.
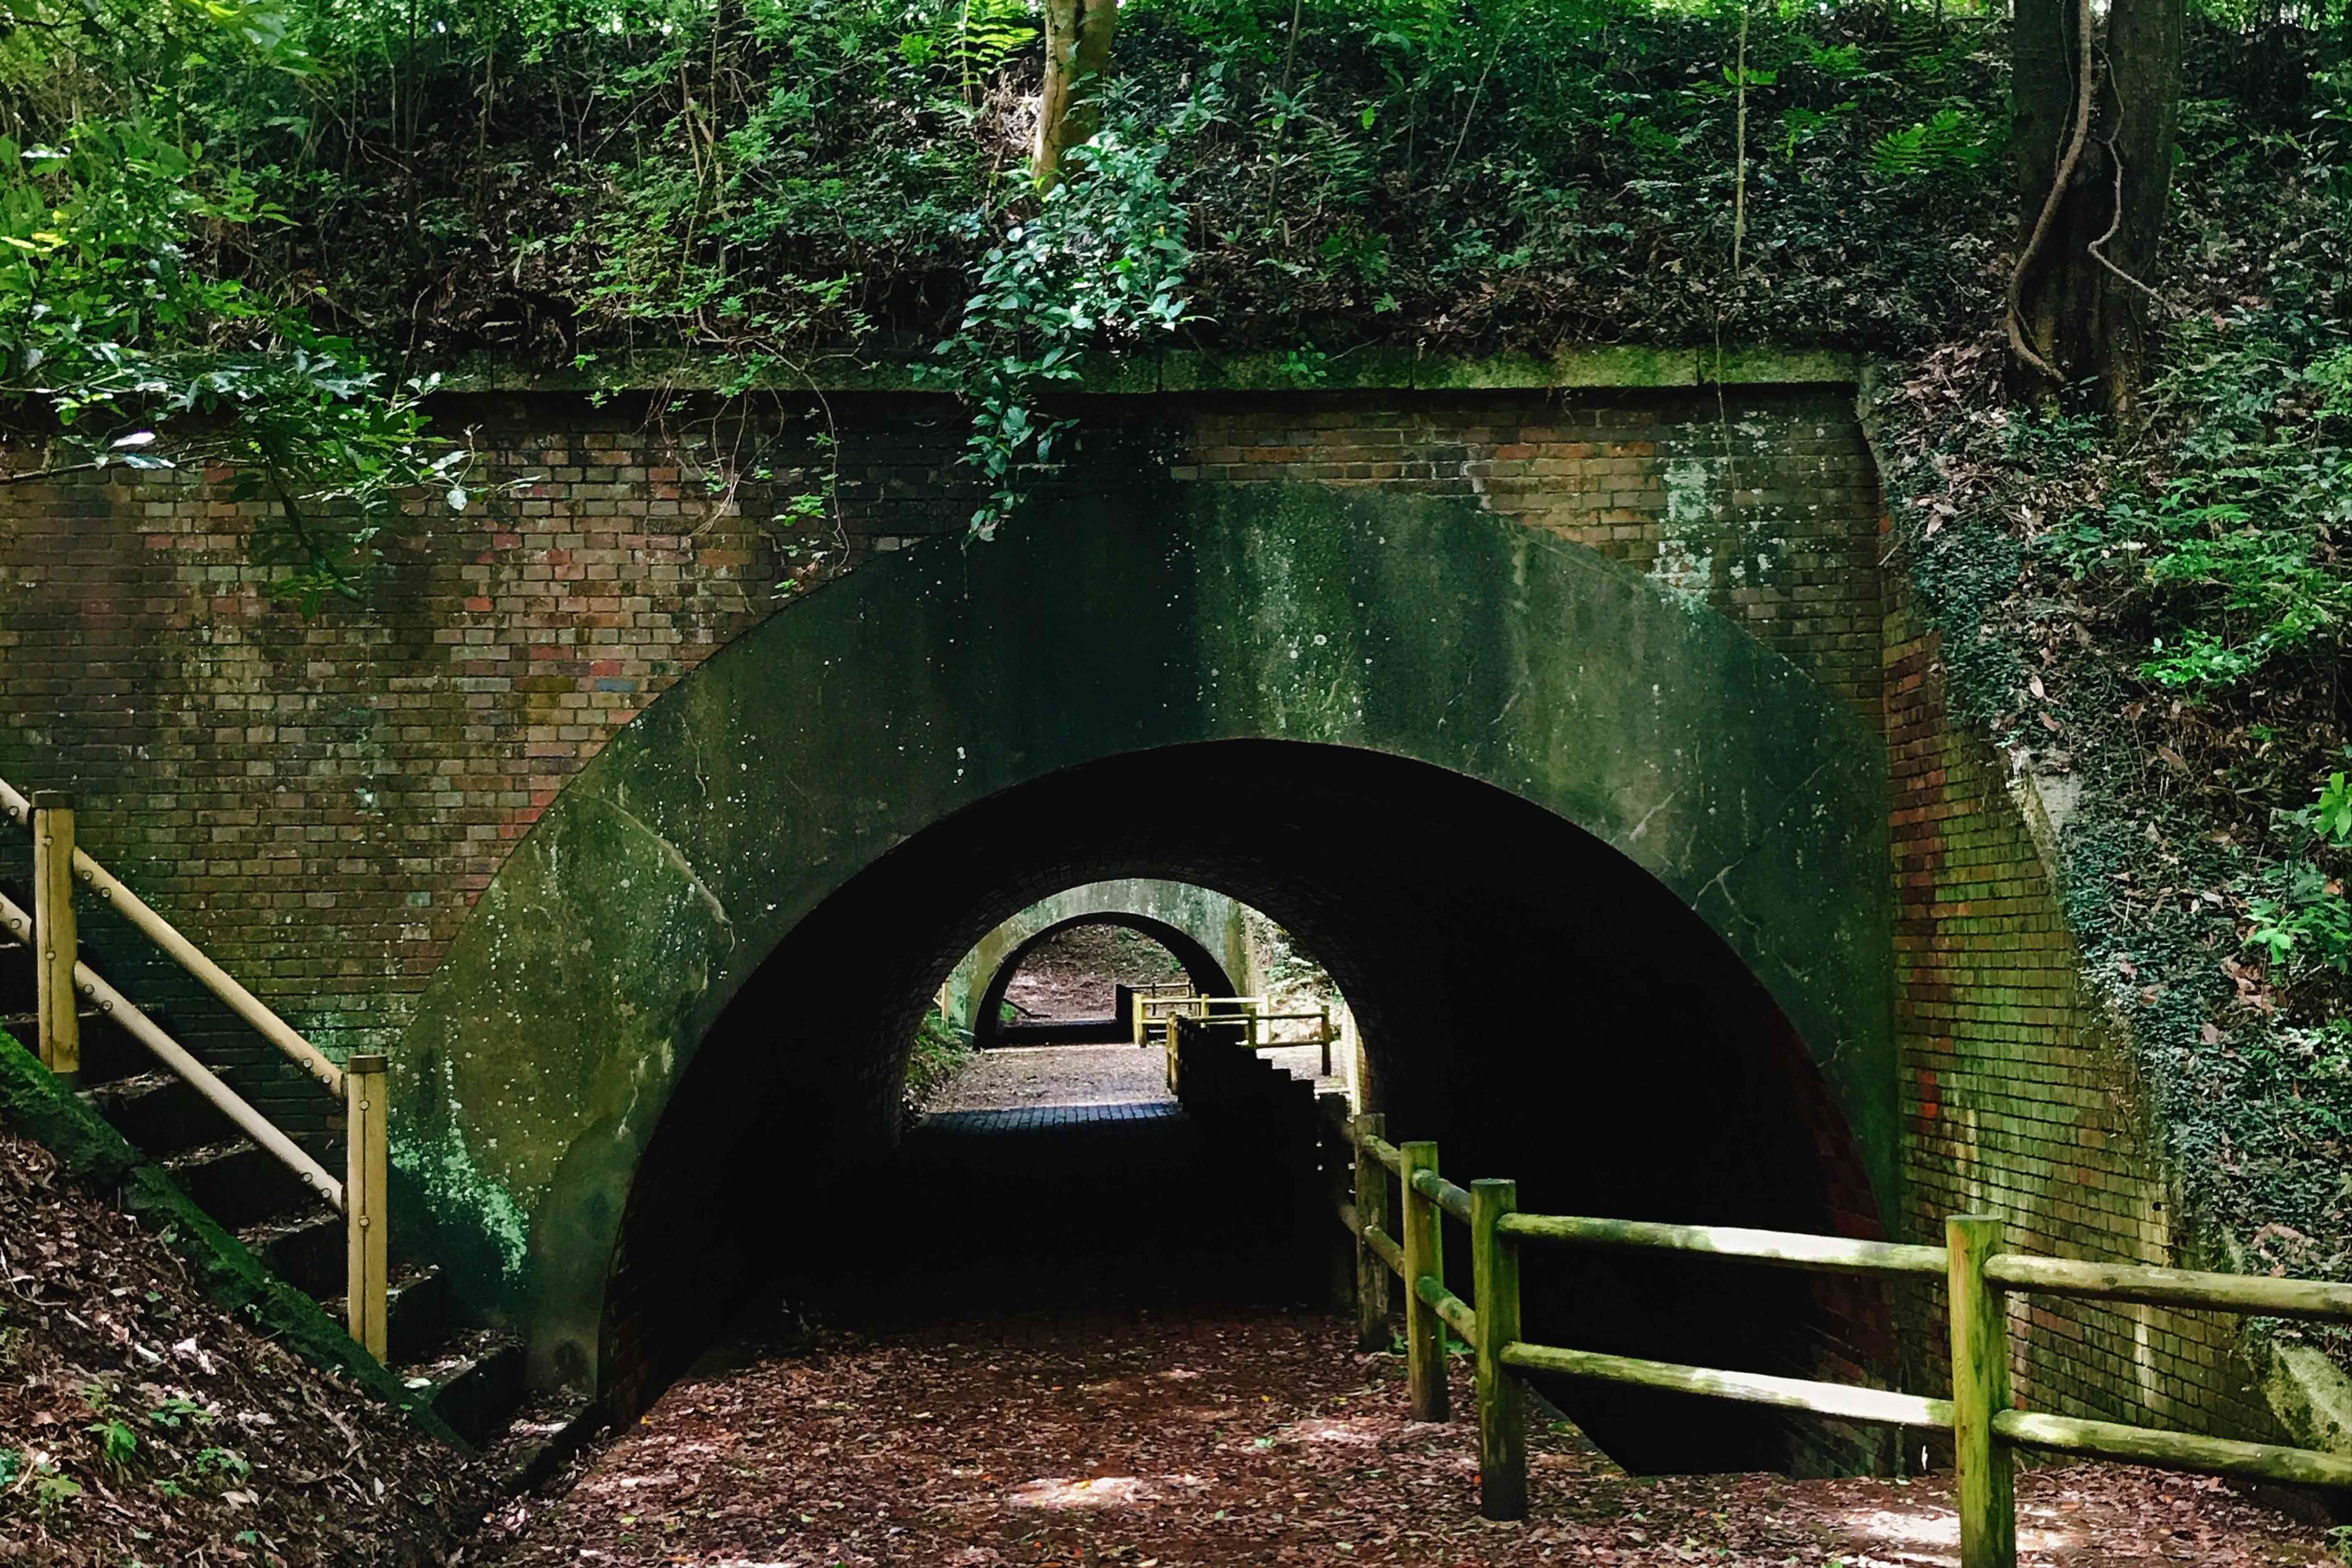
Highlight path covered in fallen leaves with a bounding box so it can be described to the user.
[478,1305,2337,1568]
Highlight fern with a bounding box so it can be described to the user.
[1870,107,1995,178]
[945,0,1034,100]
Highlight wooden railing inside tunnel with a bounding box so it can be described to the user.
[0,776,389,1360]
[1132,990,1338,1075]
[1326,1107,2352,1564]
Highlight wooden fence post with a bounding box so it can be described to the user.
[346,1054,390,1361]
[1398,1138,1448,1422]
[1352,1111,1389,1351]
[31,792,79,1081]
[1318,1093,1355,1308]
[1471,1177,1526,1521]
[1948,1214,2015,1568]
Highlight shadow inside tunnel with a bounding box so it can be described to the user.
[784,1089,1326,1328]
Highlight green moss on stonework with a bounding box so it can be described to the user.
[433,346,1860,396]
[0,1029,464,1450]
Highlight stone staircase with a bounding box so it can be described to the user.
[0,923,565,1465]
[1166,1015,1332,1300]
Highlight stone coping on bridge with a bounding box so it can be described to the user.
[435,344,1860,397]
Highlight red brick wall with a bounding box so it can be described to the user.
[1883,573,2278,1443]
[0,386,1885,1063]
[0,375,2283,1444]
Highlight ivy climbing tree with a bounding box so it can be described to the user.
[2006,0,2187,412]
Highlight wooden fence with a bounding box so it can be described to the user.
[0,780,388,1359]
[1133,992,1338,1075]
[1331,1111,2352,1565]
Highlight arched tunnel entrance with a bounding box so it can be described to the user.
[605,740,1890,1475]
[975,914,1234,1047]
[393,483,1898,1483]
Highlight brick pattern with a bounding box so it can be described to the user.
[0,401,777,1080]
[0,380,2275,1444]
[1883,583,2275,1442]
[1178,389,1886,715]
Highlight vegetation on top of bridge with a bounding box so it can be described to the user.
[5,0,2327,555]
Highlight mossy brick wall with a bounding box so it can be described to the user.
[1883,578,2280,1444]
[0,385,1883,1075]
[2,372,2276,1445]
[1175,388,1885,718]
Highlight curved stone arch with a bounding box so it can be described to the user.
[392,482,1893,1396]
[940,880,1256,1044]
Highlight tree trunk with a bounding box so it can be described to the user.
[2006,0,2184,413]
[1032,0,1119,188]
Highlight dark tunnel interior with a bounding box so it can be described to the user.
[604,739,1892,1476]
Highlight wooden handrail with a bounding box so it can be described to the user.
[0,892,342,1207]
[4,783,386,1361]
[1501,1342,1956,1432]
[1500,1212,1949,1278]
[1410,1167,1473,1224]
[1984,1253,2352,1320]
[1994,1408,2352,1490]
[2,775,341,1093]
[1329,1114,2352,1551]
[1418,1273,1477,1342]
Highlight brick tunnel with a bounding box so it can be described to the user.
[602,740,1892,1477]
[390,482,1899,1480]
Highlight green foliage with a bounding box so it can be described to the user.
[85,1418,138,1474]
[190,1446,251,1483]
[1868,105,1999,177]
[2022,305,2352,697]
[2246,862,2352,972]
[1878,52,2352,1313]
[903,1006,974,1113]
[0,0,476,610]
[2303,770,2352,847]
[924,123,1196,536]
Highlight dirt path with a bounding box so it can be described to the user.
[931,1044,1174,1112]
[476,1306,2336,1568]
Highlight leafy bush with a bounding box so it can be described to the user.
[924,121,1197,536]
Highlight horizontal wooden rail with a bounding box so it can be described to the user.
[1418,1274,1477,1342]
[1138,994,1267,1014]
[0,892,342,1207]
[1411,1168,1474,1224]
[1501,1342,1955,1432]
[3,785,386,1359]
[1500,1213,1948,1278]
[1328,1116,2352,1555]
[1995,1409,2352,1490]
[1985,1253,2352,1321]
[2,775,341,1093]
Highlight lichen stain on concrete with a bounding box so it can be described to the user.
[393,1093,533,1280]
[1654,458,1719,608]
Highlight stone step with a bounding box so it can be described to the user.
[479,1393,600,1492]
[240,1210,345,1302]
[166,1140,327,1230]
[404,1329,528,1449]
[81,1071,224,1159]
[2,1007,154,1085]
[0,939,30,1013]
[326,1263,458,1369]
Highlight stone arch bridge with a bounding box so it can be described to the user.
[0,353,2289,1475]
